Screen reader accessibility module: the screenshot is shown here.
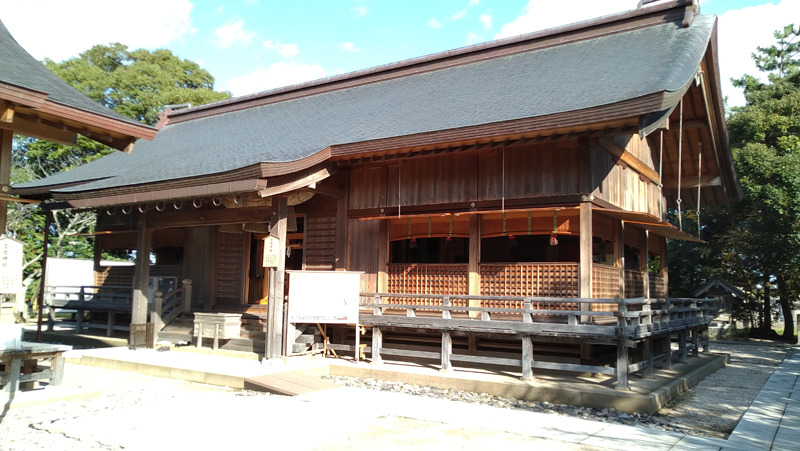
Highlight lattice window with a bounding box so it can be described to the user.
[479,263,578,310]
[386,263,469,306]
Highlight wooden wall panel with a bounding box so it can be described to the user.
[385,155,478,208]
[183,226,215,309]
[215,229,247,306]
[347,219,383,293]
[349,166,387,211]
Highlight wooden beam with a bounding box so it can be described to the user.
[0,115,77,145]
[662,175,720,189]
[150,206,270,229]
[597,137,660,185]
[579,202,592,298]
[258,167,332,198]
[1,104,14,123]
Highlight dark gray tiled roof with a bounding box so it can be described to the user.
[17,16,715,193]
[0,19,142,126]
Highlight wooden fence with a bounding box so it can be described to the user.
[357,292,718,389]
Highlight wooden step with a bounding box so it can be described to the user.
[244,373,339,396]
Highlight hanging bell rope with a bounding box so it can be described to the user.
[697,142,702,239]
[676,98,684,231]
[550,210,559,246]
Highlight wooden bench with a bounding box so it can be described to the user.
[1,342,70,393]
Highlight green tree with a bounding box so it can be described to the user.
[724,26,800,340]
[8,44,231,300]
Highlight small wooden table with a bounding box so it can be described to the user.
[1,342,71,393]
[193,313,242,350]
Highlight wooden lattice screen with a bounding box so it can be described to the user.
[479,263,578,309]
[591,264,621,312]
[649,272,667,298]
[624,269,645,298]
[386,264,469,306]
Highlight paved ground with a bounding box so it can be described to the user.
[0,342,797,450]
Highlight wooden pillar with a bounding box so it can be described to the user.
[640,229,650,299]
[691,327,699,357]
[36,212,52,342]
[468,214,481,320]
[441,331,453,372]
[377,219,388,292]
[265,197,288,360]
[371,326,382,364]
[618,221,626,298]
[616,341,629,390]
[0,129,13,234]
[663,334,673,369]
[643,337,654,378]
[130,212,152,348]
[579,202,592,299]
[521,336,534,381]
[677,330,687,363]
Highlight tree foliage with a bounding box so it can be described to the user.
[671,24,800,341]
[8,44,231,300]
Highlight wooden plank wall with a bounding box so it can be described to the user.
[349,141,589,211]
[183,226,216,309]
[214,229,247,306]
[347,219,383,293]
[591,137,661,217]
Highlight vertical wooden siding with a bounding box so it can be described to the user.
[215,230,247,306]
[348,219,382,293]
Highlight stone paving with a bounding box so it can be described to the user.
[0,345,797,450]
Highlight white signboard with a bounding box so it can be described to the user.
[0,235,23,293]
[262,235,281,268]
[287,270,362,324]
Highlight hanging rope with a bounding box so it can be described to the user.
[501,146,506,212]
[398,165,402,217]
[658,130,664,219]
[677,98,684,231]
[697,143,702,239]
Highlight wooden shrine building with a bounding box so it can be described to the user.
[14,0,740,387]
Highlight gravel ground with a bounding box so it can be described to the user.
[0,340,790,449]
[322,341,792,439]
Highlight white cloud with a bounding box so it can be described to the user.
[715,0,800,107]
[1,0,194,62]
[480,12,493,30]
[351,6,368,18]
[451,9,467,21]
[263,40,299,57]
[496,0,635,40]
[468,0,480,6]
[428,18,443,29]
[212,18,256,49]
[466,31,484,46]
[338,42,361,53]
[226,62,328,97]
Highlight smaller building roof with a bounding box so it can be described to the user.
[693,276,746,298]
[0,19,156,151]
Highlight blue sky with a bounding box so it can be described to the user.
[2,0,798,106]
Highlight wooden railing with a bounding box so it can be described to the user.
[45,280,193,337]
[359,293,718,388]
[152,279,193,331]
[45,285,133,336]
